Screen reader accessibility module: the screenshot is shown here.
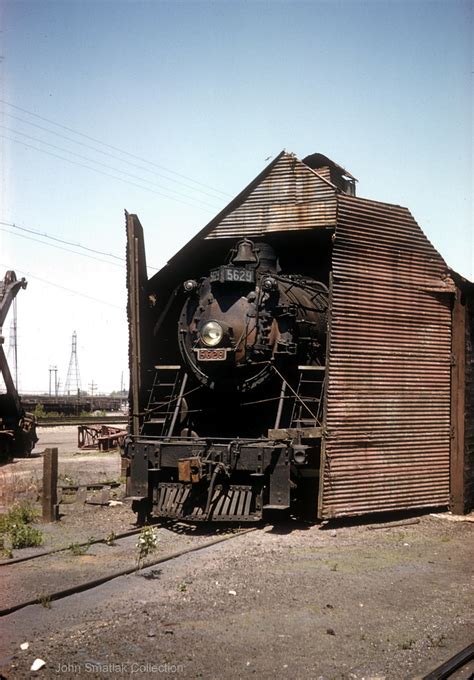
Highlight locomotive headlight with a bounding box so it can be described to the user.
[200,321,224,347]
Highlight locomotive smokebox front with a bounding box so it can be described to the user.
[177,239,328,392]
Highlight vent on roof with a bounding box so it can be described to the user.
[302,153,357,196]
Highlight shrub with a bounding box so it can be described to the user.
[9,523,43,549]
[33,403,46,418]
[0,502,43,550]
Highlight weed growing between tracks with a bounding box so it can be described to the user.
[105,531,117,546]
[0,501,43,551]
[38,593,52,609]
[136,526,159,570]
[68,541,91,556]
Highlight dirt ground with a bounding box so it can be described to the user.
[0,425,123,512]
[0,427,473,680]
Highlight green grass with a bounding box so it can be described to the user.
[0,502,43,550]
[68,540,91,556]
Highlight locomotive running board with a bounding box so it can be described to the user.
[154,483,261,522]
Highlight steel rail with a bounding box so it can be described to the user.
[0,526,143,567]
[0,527,257,617]
[422,642,474,680]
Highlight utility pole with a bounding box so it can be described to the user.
[48,366,58,397]
[88,380,97,411]
[120,370,126,408]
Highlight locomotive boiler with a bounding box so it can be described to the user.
[125,236,328,523]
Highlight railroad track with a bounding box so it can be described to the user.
[0,525,141,567]
[0,526,257,617]
[422,642,474,679]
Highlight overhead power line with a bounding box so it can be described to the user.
[0,110,228,203]
[0,135,215,213]
[0,124,222,210]
[0,220,160,271]
[1,220,125,263]
[0,262,124,311]
[0,226,124,269]
[1,134,214,213]
[0,98,232,197]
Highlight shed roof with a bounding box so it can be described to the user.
[148,150,470,288]
[150,151,339,284]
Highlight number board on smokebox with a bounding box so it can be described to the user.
[209,266,255,284]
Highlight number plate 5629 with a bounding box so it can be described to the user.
[197,348,227,361]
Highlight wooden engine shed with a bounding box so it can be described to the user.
[126,151,473,519]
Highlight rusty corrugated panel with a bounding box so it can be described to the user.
[464,297,474,510]
[312,166,332,183]
[320,195,456,518]
[450,286,467,513]
[448,273,474,513]
[205,152,337,239]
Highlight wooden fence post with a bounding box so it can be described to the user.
[42,447,59,522]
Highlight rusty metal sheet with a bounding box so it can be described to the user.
[178,457,202,484]
[205,152,337,239]
[465,296,474,511]
[450,278,474,513]
[320,195,454,518]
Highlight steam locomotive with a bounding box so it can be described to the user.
[125,237,328,523]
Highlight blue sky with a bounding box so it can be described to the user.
[0,0,472,393]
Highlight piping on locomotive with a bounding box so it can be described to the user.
[125,232,329,523]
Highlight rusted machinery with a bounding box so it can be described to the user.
[124,151,473,523]
[78,424,126,451]
[0,271,37,462]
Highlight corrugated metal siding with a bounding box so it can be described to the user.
[464,297,474,510]
[321,195,455,517]
[205,153,337,239]
[314,166,332,183]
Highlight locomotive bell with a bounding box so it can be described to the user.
[232,239,258,265]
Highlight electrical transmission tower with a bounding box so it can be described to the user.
[64,331,81,396]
